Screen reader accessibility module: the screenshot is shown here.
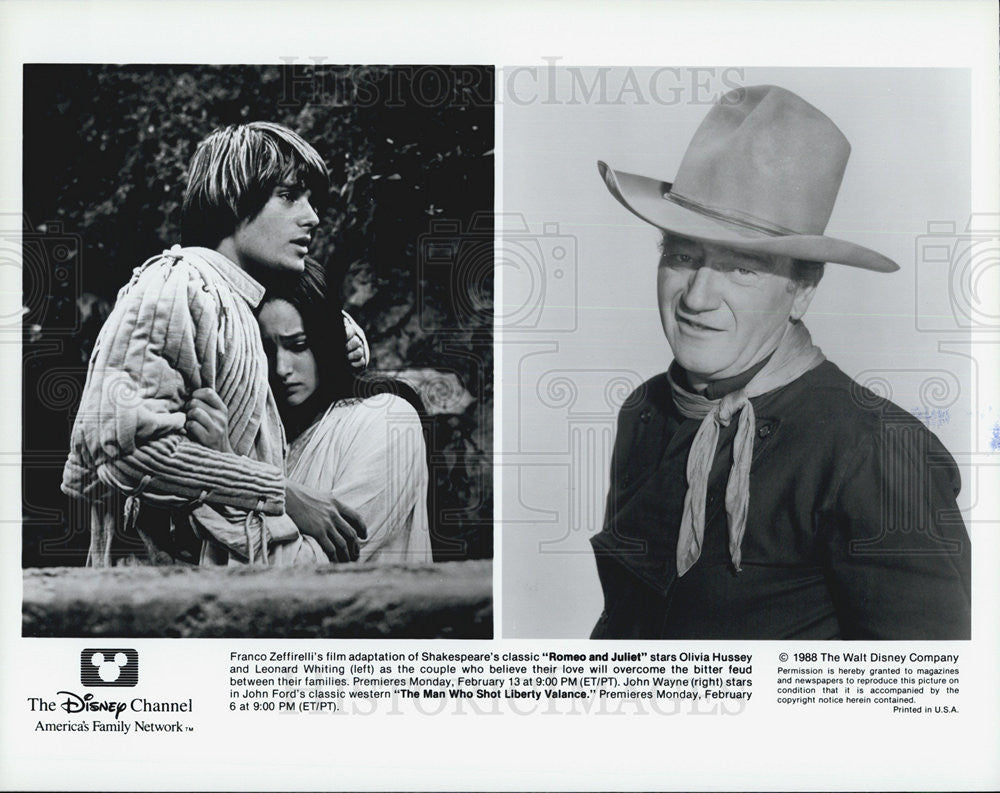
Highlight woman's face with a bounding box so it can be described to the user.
[258,299,319,407]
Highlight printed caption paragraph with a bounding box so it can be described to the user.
[228,650,962,716]
[229,650,751,711]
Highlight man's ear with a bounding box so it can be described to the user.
[789,282,817,322]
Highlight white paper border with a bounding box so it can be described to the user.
[2,2,998,791]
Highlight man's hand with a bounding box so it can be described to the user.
[346,332,366,369]
[343,312,369,370]
[184,387,233,453]
[285,480,368,562]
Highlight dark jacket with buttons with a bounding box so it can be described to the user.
[590,360,971,640]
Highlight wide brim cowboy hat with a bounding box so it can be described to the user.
[598,84,898,272]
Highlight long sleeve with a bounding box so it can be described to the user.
[820,422,971,639]
[62,253,285,515]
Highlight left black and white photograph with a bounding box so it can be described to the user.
[21,64,494,638]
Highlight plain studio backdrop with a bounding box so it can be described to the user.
[500,67,974,637]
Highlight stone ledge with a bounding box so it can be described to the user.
[23,561,492,639]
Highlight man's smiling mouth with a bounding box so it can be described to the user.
[677,314,723,332]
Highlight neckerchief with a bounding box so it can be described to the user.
[668,321,825,576]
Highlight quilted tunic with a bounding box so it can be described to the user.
[61,246,321,565]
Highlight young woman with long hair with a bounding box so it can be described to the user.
[257,259,432,563]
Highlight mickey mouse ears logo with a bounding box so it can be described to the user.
[80,648,139,687]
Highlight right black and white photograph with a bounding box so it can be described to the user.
[501,67,978,640]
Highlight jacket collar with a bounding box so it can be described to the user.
[672,353,773,401]
[178,246,267,308]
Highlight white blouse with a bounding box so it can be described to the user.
[285,393,432,563]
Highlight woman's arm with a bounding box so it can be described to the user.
[179,383,369,562]
[285,480,367,562]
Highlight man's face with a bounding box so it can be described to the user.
[657,234,816,385]
[228,182,318,274]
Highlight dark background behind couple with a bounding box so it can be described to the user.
[21,64,494,565]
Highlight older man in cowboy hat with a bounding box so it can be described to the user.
[590,85,970,640]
